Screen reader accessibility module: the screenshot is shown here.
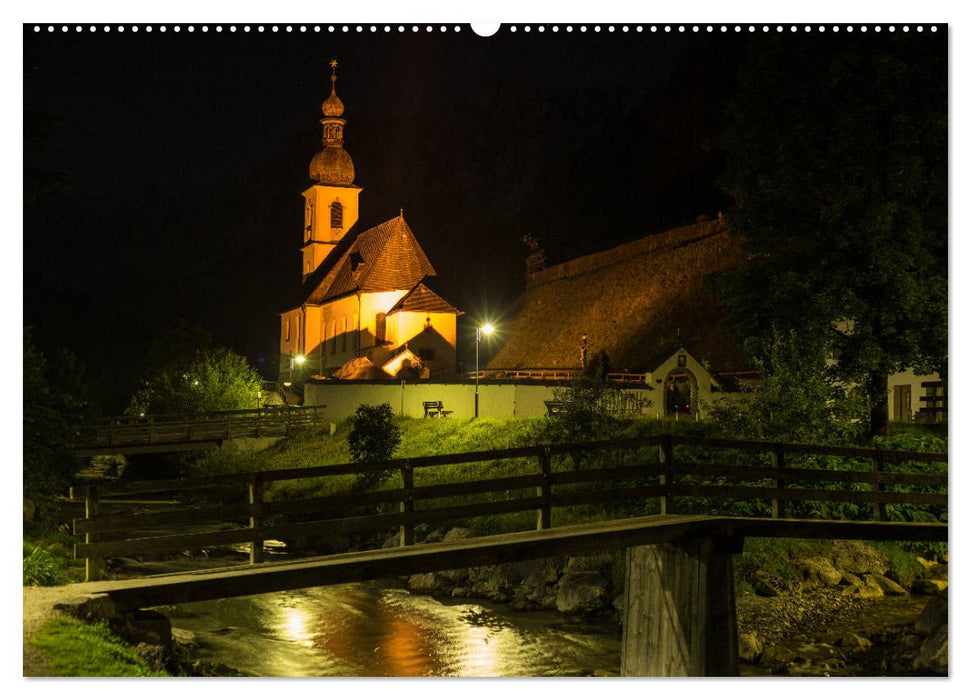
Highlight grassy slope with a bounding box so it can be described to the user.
[29,618,168,677]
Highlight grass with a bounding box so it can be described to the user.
[23,522,85,586]
[29,618,169,677]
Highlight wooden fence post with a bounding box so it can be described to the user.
[400,461,415,546]
[249,474,265,564]
[256,408,263,438]
[871,455,886,521]
[85,485,101,582]
[537,447,552,530]
[658,433,675,515]
[771,445,786,519]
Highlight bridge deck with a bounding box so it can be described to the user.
[84,515,947,611]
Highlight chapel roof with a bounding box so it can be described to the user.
[302,213,436,306]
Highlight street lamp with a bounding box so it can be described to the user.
[475,323,495,418]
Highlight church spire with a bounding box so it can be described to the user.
[310,59,355,186]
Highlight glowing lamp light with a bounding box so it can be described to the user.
[294,354,306,365]
[480,323,495,336]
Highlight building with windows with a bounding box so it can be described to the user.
[279,63,461,385]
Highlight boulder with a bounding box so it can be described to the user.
[738,632,764,662]
[914,595,948,635]
[795,556,843,588]
[53,594,118,622]
[133,643,169,672]
[912,579,948,596]
[422,529,445,544]
[753,576,784,597]
[556,571,610,615]
[838,632,872,650]
[760,643,796,667]
[408,573,441,591]
[839,572,863,587]
[563,554,613,575]
[442,527,470,542]
[912,624,948,674]
[171,628,198,649]
[111,609,172,647]
[830,540,889,576]
[866,573,908,596]
[841,578,884,600]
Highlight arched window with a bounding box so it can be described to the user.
[330,200,343,229]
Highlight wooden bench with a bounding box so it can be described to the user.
[544,400,567,416]
[423,401,453,418]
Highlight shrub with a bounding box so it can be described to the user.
[347,403,402,488]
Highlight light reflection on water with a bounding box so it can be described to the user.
[167,580,621,677]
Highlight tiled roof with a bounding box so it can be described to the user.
[387,282,461,316]
[304,215,436,305]
[488,220,754,374]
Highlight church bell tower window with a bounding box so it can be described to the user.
[331,200,343,230]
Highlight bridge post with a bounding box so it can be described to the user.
[84,485,102,582]
[621,535,742,676]
[536,447,552,530]
[399,461,414,546]
[658,433,675,514]
[871,455,886,521]
[249,474,265,564]
[771,445,786,519]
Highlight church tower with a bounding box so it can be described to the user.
[300,60,361,281]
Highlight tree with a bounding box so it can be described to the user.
[715,35,947,436]
[707,332,866,445]
[128,345,261,416]
[23,328,95,500]
[347,403,401,488]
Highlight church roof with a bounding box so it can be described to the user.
[387,282,462,316]
[487,220,754,374]
[303,214,437,306]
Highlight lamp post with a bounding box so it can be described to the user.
[474,323,495,418]
[291,353,306,384]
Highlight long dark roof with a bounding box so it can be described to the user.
[301,214,436,306]
[488,220,753,373]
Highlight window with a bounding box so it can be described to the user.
[350,251,364,271]
[284,317,290,341]
[331,200,343,229]
[305,197,314,240]
[341,317,348,352]
[375,312,386,343]
[418,348,436,362]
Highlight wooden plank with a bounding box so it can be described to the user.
[82,515,946,611]
[622,538,738,676]
[74,502,256,535]
[672,435,947,463]
[672,483,947,506]
[400,462,414,547]
[250,475,265,565]
[671,461,947,488]
[551,485,668,508]
[537,447,552,530]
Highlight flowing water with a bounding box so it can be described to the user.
[166,580,623,677]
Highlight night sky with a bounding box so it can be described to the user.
[24,25,872,411]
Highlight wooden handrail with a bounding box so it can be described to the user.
[70,433,948,578]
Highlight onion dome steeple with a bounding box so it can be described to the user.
[310,59,355,186]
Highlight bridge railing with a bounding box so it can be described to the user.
[74,406,329,450]
[69,434,947,581]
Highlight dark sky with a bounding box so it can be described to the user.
[24,25,754,411]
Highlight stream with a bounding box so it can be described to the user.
[165,579,623,677]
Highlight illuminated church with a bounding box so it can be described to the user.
[279,62,461,384]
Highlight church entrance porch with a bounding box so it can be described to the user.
[664,369,697,418]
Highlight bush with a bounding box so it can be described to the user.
[23,545,65,586]
[347,403,402,488]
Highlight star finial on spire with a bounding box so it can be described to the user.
[330,59,338,81]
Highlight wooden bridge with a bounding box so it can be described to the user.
[71,406,328,456]
[68,434,948,676]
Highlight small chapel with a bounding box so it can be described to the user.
[279,62,461,385]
